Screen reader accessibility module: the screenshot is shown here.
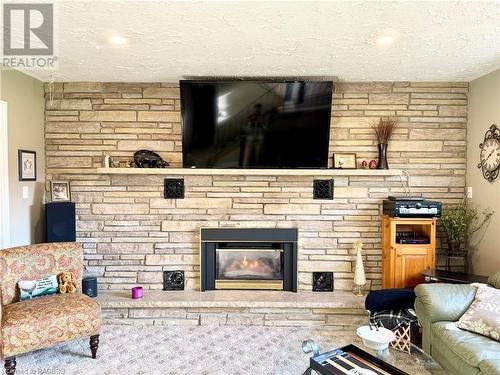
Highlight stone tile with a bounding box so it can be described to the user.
[264,204,320,215]
[438,105,467,117]
[143,87,180,99]
[368,93,409,105]
[46,99,92,110]
[92,203,149,214]
[80,111,137,121]
[46,121,100,133]
[64,82,103,92]
[137,111,181,122]
[175,198,232,209]
[47,156,93,167]
[117,140,174,151]
[389,141,442,152]
[410,128,466,140]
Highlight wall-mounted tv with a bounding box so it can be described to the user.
[180,80,333,169]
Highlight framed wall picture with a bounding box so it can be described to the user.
[333,153,357,169]
[18,150,36,181]
[51,181,71,202]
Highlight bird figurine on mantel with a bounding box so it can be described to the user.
[353,240,367,296]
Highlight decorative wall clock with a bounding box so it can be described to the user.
[478,124,500,182]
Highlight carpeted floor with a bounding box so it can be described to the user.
[12,325,433,375]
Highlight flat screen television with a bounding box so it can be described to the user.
[180,80,333,169]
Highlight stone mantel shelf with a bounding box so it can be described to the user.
[96,290,366,310]
[90,167,403,177]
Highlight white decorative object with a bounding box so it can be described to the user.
[103,155,111,168]
[353,240,366,296]
[356,325,396,351]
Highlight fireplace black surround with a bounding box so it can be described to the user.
[200,228,298,292]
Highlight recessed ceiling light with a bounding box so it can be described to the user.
[109,35,127,46]
[376,35,396,46]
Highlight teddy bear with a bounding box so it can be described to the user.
[57,272,78,294]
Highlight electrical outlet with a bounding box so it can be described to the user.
[467,186,473,199]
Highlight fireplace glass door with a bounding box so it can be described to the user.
[215,248,284,290]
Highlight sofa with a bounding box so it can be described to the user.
[0,242,101,375]
[415,271,500,375]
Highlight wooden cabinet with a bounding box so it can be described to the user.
[382,216,436,289]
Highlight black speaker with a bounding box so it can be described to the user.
[82,277,98,298]
[46,202,76,242]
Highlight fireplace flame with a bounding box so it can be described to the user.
[223,254,274,278]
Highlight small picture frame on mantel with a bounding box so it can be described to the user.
[18,150,36,181]
[51,181,71,202]
[333,153,357,169]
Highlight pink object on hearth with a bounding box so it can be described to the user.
[131,286,143,299]
[369,160,377,169]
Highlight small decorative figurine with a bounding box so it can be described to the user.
[134,150,169,168]
[369,160,377,169]
[58,272,78,294]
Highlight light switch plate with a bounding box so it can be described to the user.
[22,186,29,200]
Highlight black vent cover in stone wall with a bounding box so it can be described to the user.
[313,179,334,199]
[163,270,185,290]
[164,178,184,199]
[313,272,334,292]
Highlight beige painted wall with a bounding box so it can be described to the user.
[1,70,45,246]
[467,68,500,276]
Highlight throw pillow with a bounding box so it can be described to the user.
[457,284,500,341]
[18,275,59,301]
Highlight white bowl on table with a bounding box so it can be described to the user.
[356,325,396,351]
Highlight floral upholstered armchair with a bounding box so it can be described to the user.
[0,242,101,375]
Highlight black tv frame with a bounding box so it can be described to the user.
[179,79,334,170]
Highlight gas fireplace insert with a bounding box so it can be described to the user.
[200,228,298,292]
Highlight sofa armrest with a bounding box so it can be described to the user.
[414,283,476,323]
[415,283,477,354]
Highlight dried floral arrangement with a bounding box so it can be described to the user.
[370,118,399,144]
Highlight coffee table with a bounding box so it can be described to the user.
[301,326,445,375]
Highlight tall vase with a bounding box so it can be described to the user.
[377,143,389,170]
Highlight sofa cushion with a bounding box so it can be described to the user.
[432,322,500,368]
[457,284,500,342]
[479,359,500,375]
[1,293,101,357]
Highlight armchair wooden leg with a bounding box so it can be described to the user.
[90,334,100,359]
[5,357,16,375]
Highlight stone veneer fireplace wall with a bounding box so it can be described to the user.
[44,82,468,291]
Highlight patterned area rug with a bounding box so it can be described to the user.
[12,325,432,375]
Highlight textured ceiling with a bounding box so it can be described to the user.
[18,1,500,82]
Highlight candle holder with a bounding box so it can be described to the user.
[131,286,143,299]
